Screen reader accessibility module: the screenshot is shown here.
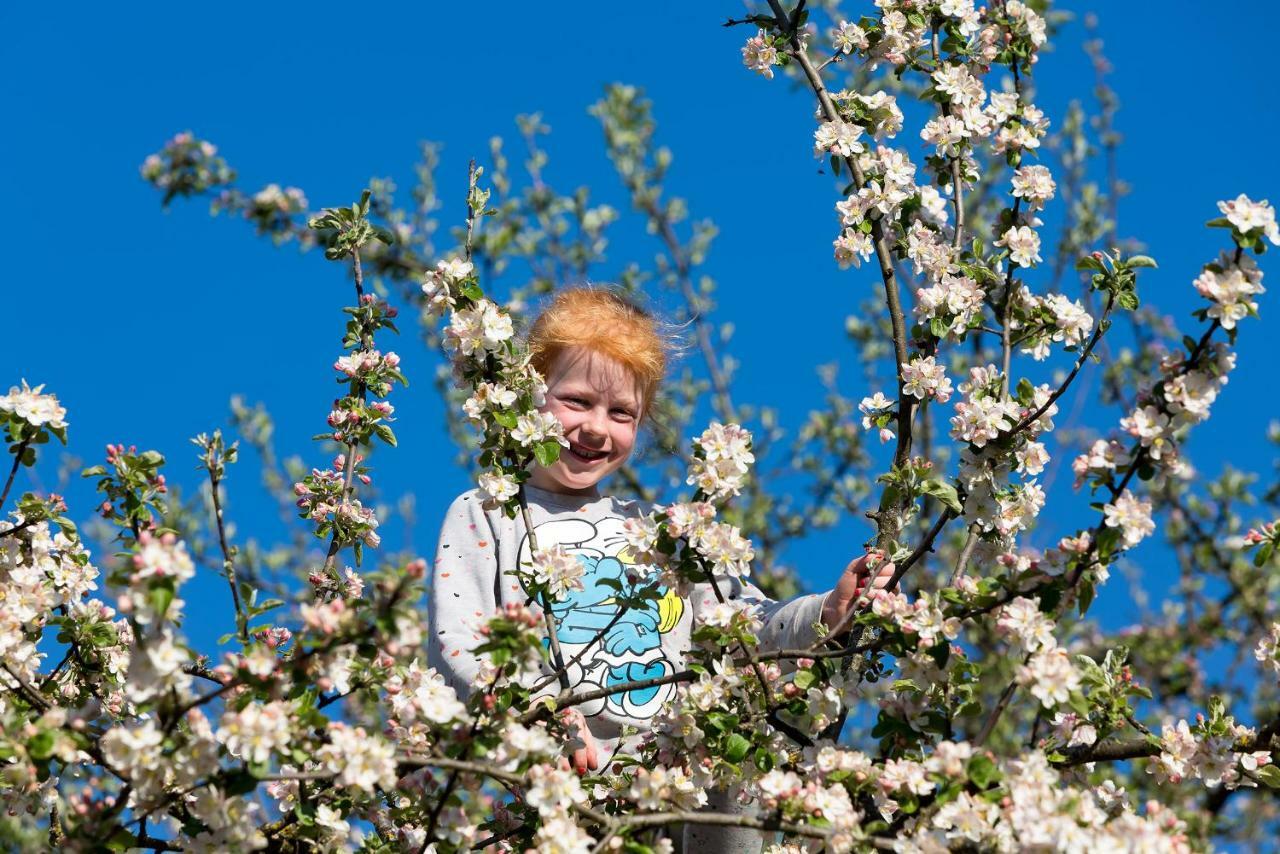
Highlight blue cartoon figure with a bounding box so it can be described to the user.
[517,517,683,722]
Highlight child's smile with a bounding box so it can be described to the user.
[528,347,642,496]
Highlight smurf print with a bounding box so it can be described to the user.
[516,516,683,724]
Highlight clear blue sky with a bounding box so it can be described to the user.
[3,1,1277,659]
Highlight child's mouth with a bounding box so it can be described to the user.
[567,443,608,463]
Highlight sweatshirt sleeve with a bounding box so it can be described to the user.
[690,574,828,652]
[427,491,499,700]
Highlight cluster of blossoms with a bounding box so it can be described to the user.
[871,589,961,648]
[294,453,382,550]
[422,256,563,513]
[905,753,1190,851]
[858,390,896,443]
[528,545,587,601]
[686,421,755,502]
[900,355,953,403]
[1102,489,1156,549]
[623,495,756,592]
[334,348,403,394]
[247,182,308,235]
[1217,193,1280,247]
[947,366,1057,544]
[1,380,68,435]
[1254,623,1280,679]
[741,29,782,79]
[139,130,235,202]
[1194,252,1266,330]
[915,272,985,340]
[1013,290,1093,361]
[1148,711,1272,790]
[0,515,100,703]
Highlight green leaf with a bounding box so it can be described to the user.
[27,731,55,760]
[1075,255,1104,272]
[1078,576,1095,617]
[1115,290,1139,311]
[149,584,175,621]
[920,478,962,514]
[106,829,139,852]
[1256,764,1280,789]
[1126,255,1158,269]
[724,733,751,763]
[966,754,999,788]
[533,441,561,468]
[373,423,397,447]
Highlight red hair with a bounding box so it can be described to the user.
[527,288,667,417]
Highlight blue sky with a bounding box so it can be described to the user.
[3,1,1278,661]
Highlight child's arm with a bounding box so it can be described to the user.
[427,492,500,698]
[692,555,889,651]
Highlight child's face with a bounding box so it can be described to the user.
[528,347,642,496]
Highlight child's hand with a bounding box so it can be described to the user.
[560,707,600,775]
[821,552,895,636]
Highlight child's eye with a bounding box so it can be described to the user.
[612,409,636,421]
[565,397,589,407]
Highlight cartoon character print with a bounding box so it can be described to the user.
[517,516,683,724]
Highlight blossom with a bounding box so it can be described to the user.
[216,701,293,765]
[1018,647,1081,708]
[996,225,1042,267]
[1193,255,1265,330]
[477,470,518,510]
[446,299,514,356]
[832,20,869,54]
[1255,623,1280,677]
[921,115,970,157]
[932,63,984,106]
[535,813,594,854]
[0,381,68,430]
[814,120,865,158]
[510,410,566,448]
[687,422,755,502]
[130,532,196,585]
[1044,293,1093,350]
[742,30,779,79]
[525,763,588,817]
[996,596,1056,653]
[437,257,474,282]
[1218,194,1279,244]
[915,273,985,339]
[859,391,896,442]
[880,758,935,796]
[317,723,397,793]
[1010,164,1056,210]
[1103,489,1155,549]
[688,520,754,578]
[1120,405,1174,459]
[627,765,707,811]
[901,355,953,403]
[833,228,874,269]
[386,660,468,725]
[531,546,587,600]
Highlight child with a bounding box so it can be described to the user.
[428,288,887,846]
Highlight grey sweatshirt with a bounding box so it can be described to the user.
[427,484,828,760]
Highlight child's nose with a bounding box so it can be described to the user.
[580,407,608,439]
